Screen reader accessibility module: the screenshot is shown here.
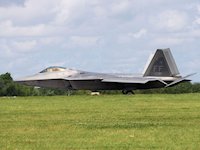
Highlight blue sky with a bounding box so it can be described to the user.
[0,0,199,82]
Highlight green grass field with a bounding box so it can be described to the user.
[0,94,200,149]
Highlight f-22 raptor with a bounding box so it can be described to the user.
[15,48,194,94]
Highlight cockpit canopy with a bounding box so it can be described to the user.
[40,66,66,73]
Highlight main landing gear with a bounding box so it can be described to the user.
[122,90,135,95]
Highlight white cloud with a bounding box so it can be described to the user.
[39,37,64,45]
[117,29,147,44]
[152,37,185,46]
[53,0,86,25]
[185,59,200,79]
[0,0,199,82]
[11,40,37,52]
[128,29,147,39]
[0,0,25,6]
[184,29,200,38]
[68,36,101,47]
[193,4,200,26]
[93,6,107,17]
[0,40,13,58]
[0,20,65,37]
[197,4,200,14]
[194,17,200,25]
[111,1,131,15]
[0,39,37,61]
[151,10,188,31]
[0,20,45,37]
[0,0,57,25]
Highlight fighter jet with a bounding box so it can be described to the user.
[15,48,194,94]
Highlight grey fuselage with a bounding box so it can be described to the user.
[15,68,179,91]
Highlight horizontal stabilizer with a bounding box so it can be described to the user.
[165,73,196,87]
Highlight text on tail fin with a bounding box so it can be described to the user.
[143,48,180,77]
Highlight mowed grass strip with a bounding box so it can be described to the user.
[0,94,200,149]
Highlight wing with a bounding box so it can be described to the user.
[102,77,166,84]
[102,77,167,89]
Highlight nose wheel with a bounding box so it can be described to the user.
[122,90,134,95]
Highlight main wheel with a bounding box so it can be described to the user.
[122,90,134,95]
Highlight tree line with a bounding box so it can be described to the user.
[0,72,199,96]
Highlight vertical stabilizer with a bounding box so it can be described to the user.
[143,48,180,77]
